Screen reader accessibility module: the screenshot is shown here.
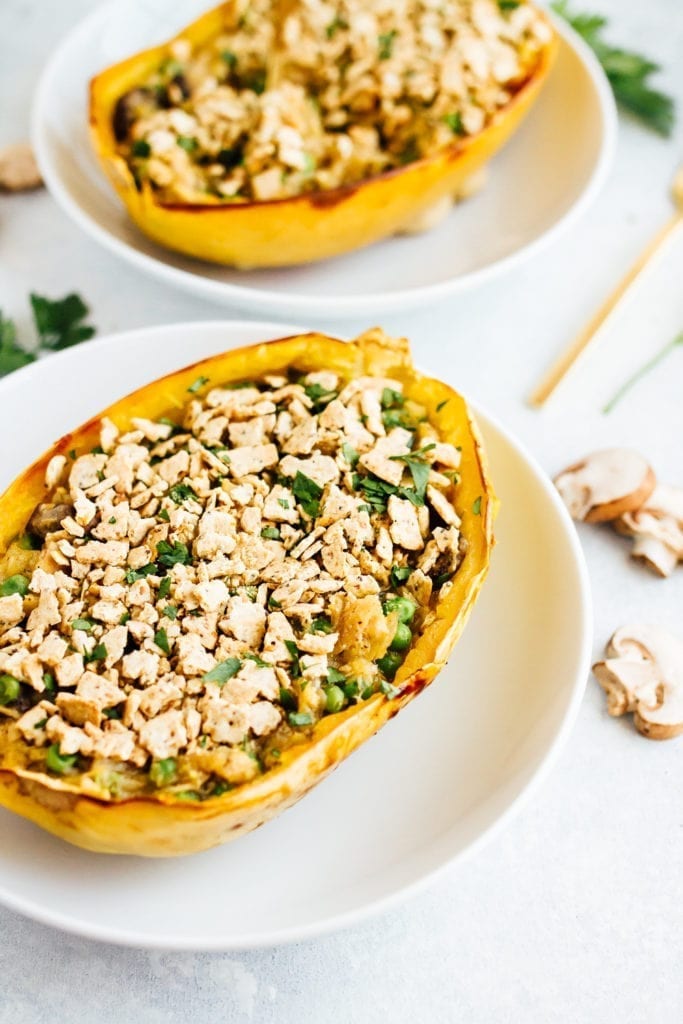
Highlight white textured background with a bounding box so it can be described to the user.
[1,1,683,1021]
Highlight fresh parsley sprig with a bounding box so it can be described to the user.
[551,2,675,137]
[0,292,96,377]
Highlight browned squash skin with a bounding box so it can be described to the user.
[0,331,495,855]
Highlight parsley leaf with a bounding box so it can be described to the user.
[443,112,465,135]
[472,496,482,515]
[390,443,435,501]
[203,657,242,684]
[292,471,323,518]
[156,540,191,568]
[30,293,96,351]
[84,642,107,664]
[551,2,675,136]
[390,565,413,589]
[342,442,359,467]
[378,29,398,60]
[187,375,210,394]
[0,313,35,377]
[125,563,157,584]
[284,640,301,677]
[168,482,198,505]
[154,628,171,655]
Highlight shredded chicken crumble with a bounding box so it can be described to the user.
[113,0,552,203]
[0,334,466,800]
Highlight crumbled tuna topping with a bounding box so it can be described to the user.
[0,335,466,799]
[114,0,552,203]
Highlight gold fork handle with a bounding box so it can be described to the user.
[528,211,683,407]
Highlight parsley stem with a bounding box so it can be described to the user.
[602,331,683,414]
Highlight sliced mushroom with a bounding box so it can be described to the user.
[28,502,73,538]
[614,484,683,577]
[593,624,683,739]
[0,142,42,192]
[554,449,656,523]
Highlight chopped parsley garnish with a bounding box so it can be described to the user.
[327,666,346,684]
[292,471,323,518]
[341,442,359,467]
[0,574,29,597]
[310,616,333,634]
[132,139,151,158]
[378,29,398,60]
[472,496,482,515]
[436,399,449,412]
[154,628,171,655]
[390,565,412,589]
[434,571,454,588]
[156,540,191,568]
[168,482,198,505]
[221,49,238,68]
[203,657,242,684]
[443,112,465,135]
[244,653,270,667]
[277,497,290,509]
[158,508,170,522]
[356,473,424,512]
[0,312,34,376]
[187,375,210,394]
[284,640,301,677]
[326,14,348,38]
[84,642,107,664]
[381,387,404,409]
[177,135,198,152]
[42,672,56,693]
[261,526,281,540]
[304,381,337,406]
[158,576,172,599]
[162,605,178,620]
[125,563,157,584]
[389,443,435,501]
[279,686,297,711]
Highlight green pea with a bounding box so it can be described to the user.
[149,757,177,787]
[0,574,29,597]
[376,651,403,679]
[384,595,417,624]
[0,674,20,705]
[45,744,78,774]
[325,685,345,714]
[390,622,412,652]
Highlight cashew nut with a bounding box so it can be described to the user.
[0,142,42,192]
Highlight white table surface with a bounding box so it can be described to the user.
[1,1,682,1021]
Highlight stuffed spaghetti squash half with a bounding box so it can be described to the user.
[0,329,494,855]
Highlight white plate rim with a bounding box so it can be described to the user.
[0,321,593,950]
[31,7,618,318]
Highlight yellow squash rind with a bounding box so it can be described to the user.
[0,330,495,855]
[88,1,558,268]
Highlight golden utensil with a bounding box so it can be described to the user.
[529,165,683,407]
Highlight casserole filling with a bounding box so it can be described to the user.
[0,336,470,799]
[114,0,552,203]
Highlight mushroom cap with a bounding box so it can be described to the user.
[614,484,683,576]
[554,449,656,524]
[593,624,683,740]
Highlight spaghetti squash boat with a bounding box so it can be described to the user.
[89,0,557,267]
[0,329,494,856]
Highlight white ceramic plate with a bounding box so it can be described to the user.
[0,320,591,949]
[32,1,617,320]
